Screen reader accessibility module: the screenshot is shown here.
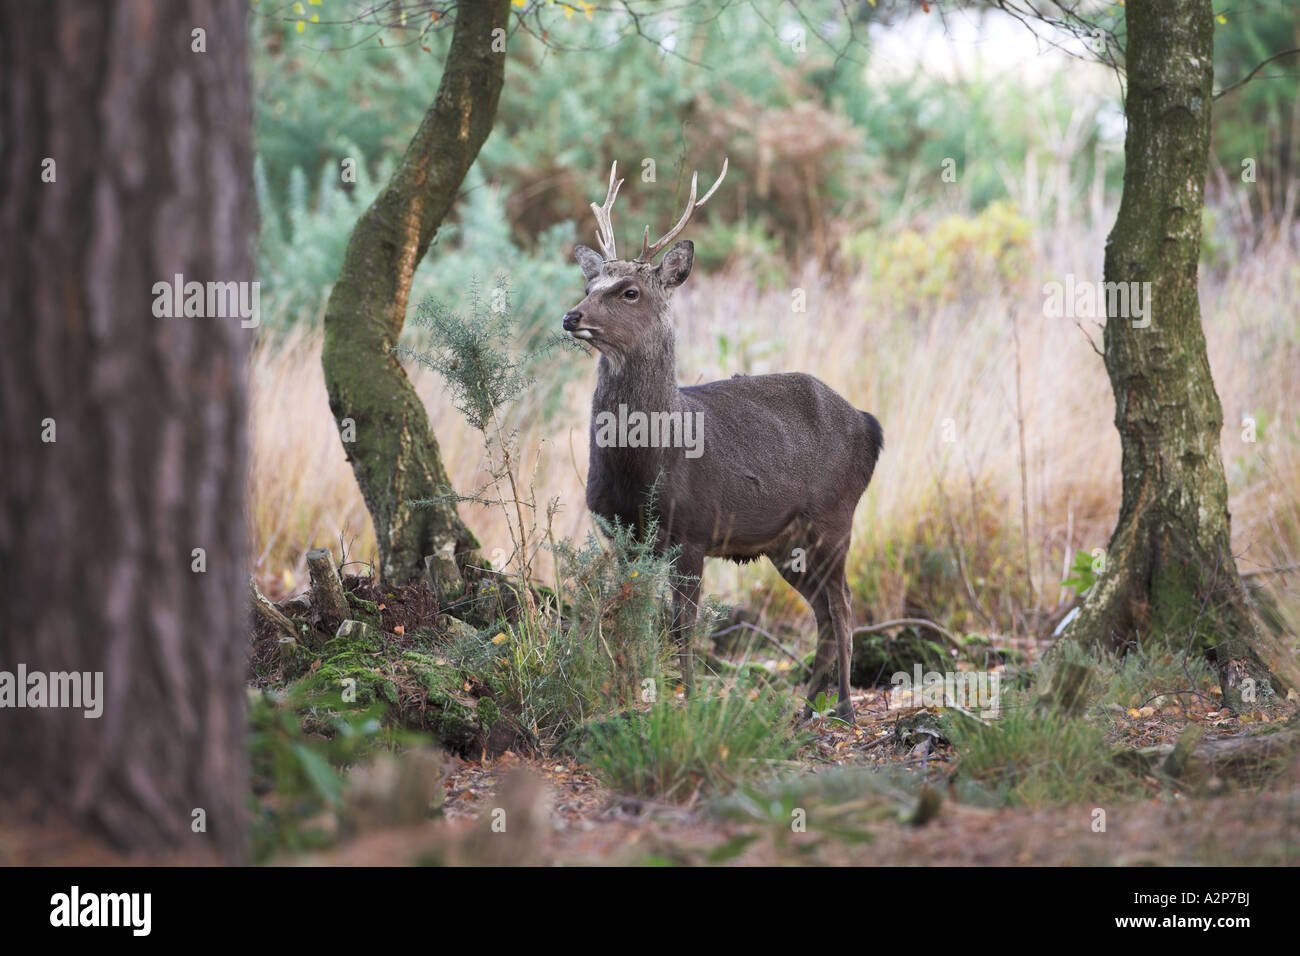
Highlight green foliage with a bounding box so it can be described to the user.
[580,679,803,802]
[254,145,392,330]
[1212,1,1300,214]
[249,1,1131,343]
[806,690,840,720]
[248,684,398,861]
[1061,549,1100,595]
[251,11,436,228]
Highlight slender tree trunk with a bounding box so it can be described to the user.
[0,1,254,858]
[322,0,510,583]
[1059,0,1282,712]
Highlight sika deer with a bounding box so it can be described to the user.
[562,160,882,720]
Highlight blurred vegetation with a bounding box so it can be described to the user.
[247,2,1133,333]
[251,1,1295,329]
[1212,0,1300,224]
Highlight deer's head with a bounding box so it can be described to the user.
[563,160,727,365]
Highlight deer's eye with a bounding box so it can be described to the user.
[622,288,639,301]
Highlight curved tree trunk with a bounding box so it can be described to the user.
[0,0,254,859]
[323,0,510,583]
[1059,0,1283,713]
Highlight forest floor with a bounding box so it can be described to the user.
[294,685,1300,867]
[219,572,1300,867]
[4,684,1295,867]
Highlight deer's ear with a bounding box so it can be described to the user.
[574,244,604,282]
[658,240,694,288]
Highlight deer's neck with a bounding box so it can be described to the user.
[589,329,683,498]
[592,330,682,417]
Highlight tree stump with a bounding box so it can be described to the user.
[307,548,349,635]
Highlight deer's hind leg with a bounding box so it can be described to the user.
[769,546,848,718]
[825,564,855,721]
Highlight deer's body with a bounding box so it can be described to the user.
[590,366,879,560]
[565,161,881,719]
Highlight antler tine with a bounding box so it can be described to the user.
[589,161,624,261]
[638,157,729,261]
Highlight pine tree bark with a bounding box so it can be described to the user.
[1058,0,1281,712]
[322,0,511,583]
[0,0,254,859]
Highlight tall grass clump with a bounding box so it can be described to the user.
[452,516,678,745]
[945,691,1140,807]
[581,679,803,803]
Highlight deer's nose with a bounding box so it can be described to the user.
[562,310,583,331]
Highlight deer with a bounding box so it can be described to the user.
[562,159,882,721]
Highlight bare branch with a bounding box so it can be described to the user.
[1215,47,1300,99]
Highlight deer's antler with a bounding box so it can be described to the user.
[590,162,624,261]
[637,157,728,262]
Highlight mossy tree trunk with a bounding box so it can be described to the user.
[1059,0,1280,712]
[0,0,254,859]
[323,1,510,583]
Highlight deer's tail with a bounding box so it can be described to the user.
[861,411,883,481]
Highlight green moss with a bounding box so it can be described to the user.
[344,591,383,628]
[477,696,500,729]
[288,624,487,751]
[397,651,481,748]
[1149,559,1214,651]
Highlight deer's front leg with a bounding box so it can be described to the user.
[669,547,704,698]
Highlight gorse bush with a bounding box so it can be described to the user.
[393,282,580,595]
[393,279,557,432]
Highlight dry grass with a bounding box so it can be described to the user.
[249,221,1300,648]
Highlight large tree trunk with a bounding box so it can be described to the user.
[1059,0,1282,712]
[322,0,511,583]
[0,0,254,860]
